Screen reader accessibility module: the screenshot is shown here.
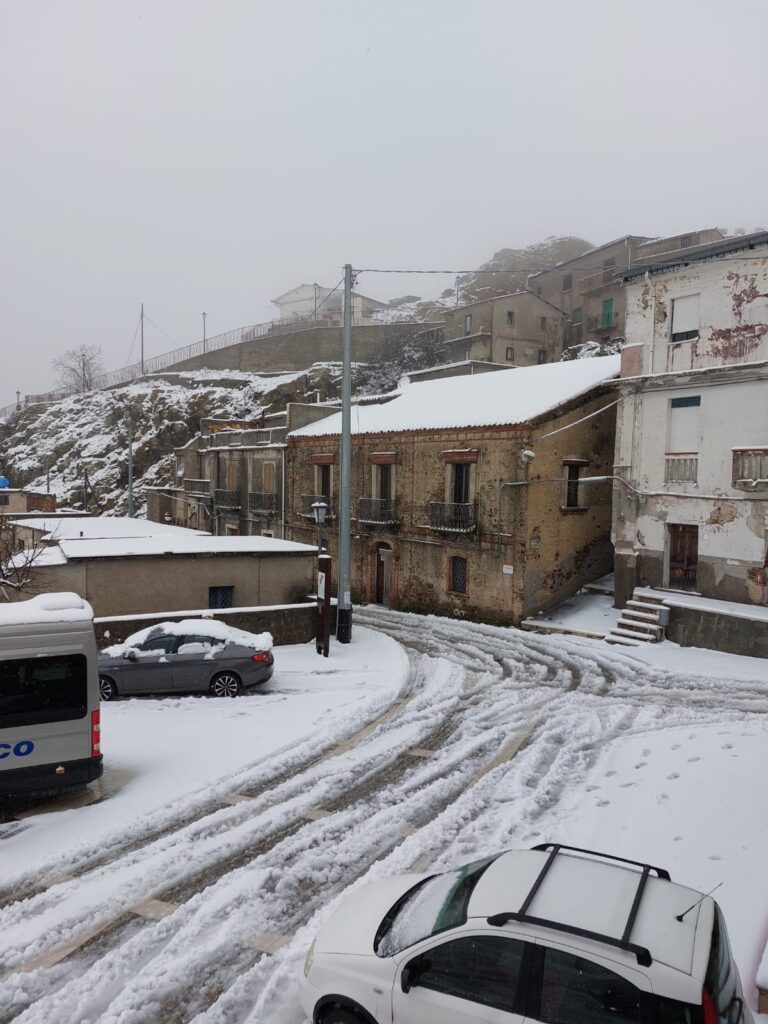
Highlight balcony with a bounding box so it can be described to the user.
[184,478,211,495]
[249,491,279,515]
[732,448,768,490]
[299,493,334,519]
[664,456,698,484]
[587,312,618,335]
[215,488,242,509]
[357,497,399,525]
[429,501,476,533]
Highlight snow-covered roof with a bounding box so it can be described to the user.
[291,356,621,437]
[55,535,315,561]
[0,592,93,626]
[11,516,208,542]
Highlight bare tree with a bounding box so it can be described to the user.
[52,344,105,393]
[0,521,50,601]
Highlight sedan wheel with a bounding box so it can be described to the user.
[210,673,241,698]
[99,676,117,701]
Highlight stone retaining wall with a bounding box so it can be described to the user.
[666,606,768,659]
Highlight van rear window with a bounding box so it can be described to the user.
[0,655,88,728]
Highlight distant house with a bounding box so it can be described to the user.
[11,516,315,618]
[612,231,768,610]
[440,291,567,367]
[271,283,387,326]
[287,357,620,625]
[0,486,56,516]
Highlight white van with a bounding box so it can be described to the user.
[0,593,102,796]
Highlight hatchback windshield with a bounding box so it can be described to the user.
[375,855,497,957]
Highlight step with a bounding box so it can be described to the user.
[609,626,655,643]
[621,608,660,623]
[618,614,663,630]
[584,581,614,596]
[627,599,665,613]
[605,635,644,647]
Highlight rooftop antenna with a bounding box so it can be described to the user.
[676,882,722,922]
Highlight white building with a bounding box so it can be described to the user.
[271,283,386,325]
[612,231,768,608]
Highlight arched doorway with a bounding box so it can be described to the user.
[375,542,393,606]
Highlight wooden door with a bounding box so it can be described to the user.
[668,524,698,591]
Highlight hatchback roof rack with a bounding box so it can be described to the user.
[486,843,673,967]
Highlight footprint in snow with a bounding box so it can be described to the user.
[671,743,680,750]
[585,785,599,792]
[722,743,733,750]
[635,761,647,769]
[620,782,636,789]
[658,793,669,804]
[642,748,650,756]
[667,772,680,780]
[673,835,683,842]
[605,770,617,777]
[687,756,701,763]
[596,800,610,807]
[708,855,722,861]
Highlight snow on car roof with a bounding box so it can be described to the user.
[468,849,706,977]
[102,618,272,655]
[289,355,620,437]
[0,592,94,626]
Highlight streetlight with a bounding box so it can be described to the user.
[311,500,328,555]
[202,311,207,353]
[311,500,330,657]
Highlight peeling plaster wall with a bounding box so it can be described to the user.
[623,248,768,376]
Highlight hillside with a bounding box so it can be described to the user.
[0,366,342,516]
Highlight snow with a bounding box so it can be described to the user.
[530,592,620,637]
[11,515,206,541]
[96,602,314,624]
[291,355,621,437]
[0,592,93,625]
[54,534,316,560]
[101,618,273,656]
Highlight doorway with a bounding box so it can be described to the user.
[667,524,698,591]
[375,543,393,606]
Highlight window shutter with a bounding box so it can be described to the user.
[671,295,700,337]
[668,396,701,453]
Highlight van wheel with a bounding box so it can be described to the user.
[99,676,117,701]
[210,673,241,698]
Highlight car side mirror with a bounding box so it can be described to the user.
[401,956,430,993]
[401,964,413,994]
[124,649,138,662]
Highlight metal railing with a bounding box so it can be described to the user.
[299,494,334,518]
[444,321,491,342]
[732,448,768,489]
[249,491,279,514]
[587,312,618,333]
[429,501,476,532]
[201,427,287,448]
[214,489,242,509]
[664,456,698,483]
[357,497,399,524]
[184,478,211,494]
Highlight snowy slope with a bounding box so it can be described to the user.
[0,367,339,516]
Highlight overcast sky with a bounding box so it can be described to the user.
[1,0,766,404]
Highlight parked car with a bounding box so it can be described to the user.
[300,842,752,1024]
[98,619,273,699]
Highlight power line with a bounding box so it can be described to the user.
[143,313,178,349]
[355,254,768,277]
[124,311,143,366]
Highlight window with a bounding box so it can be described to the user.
[377,463,393,501]
[209,585,234,609]
[562,273,572,291]
[506,310,515,326]
[316,463,332,503]
[450,555,468,593]
[452,463,471,504]
[563,463,586,509]
[464,314,472,336]
[0,654,88,728]
[541,316,548,331]
[572,308,582,325]
[671,294,700,343]
[668,396,701,453]
[506,346,515,361]
[705,906,740,1023]
[538,349,548,364]
[138,635,178,654]
[375,855,496,956]
[412,935,526,1014]
[0,494,8,506]
[263,461,276,494]
[539,947,642,1024]
[601,297,614,326]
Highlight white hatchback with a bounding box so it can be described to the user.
[300,843,753,1024]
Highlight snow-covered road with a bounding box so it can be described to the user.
[1,608,767,1024]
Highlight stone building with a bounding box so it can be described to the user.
[440,291,567,366]
[530,229,725,350]
[271,283,386,325]
[612,231,768,609]
[0,487,56,516]
[287,357,620,625]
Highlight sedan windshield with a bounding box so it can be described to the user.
[375,855,497,957]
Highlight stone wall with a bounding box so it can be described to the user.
[666,605,768,659]
[94,602,318,647]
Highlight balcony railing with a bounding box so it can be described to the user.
[732,448,768,490]
[444,322,491,342]
[429,501,476,533]
[215,488,242,509]
[664,456,698,484]
[249,491,279,514]
[184,478,211,495]
[357,497,399,524]
[299,494,334,519]
[586,312,618,334]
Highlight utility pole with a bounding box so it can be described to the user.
[46,460,50,494]
[83,466,89,513]
[202,311,207,353]
[140,302,145,375]
[337,263,353,643]
[126,413,134,517]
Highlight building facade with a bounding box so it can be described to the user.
[440,291,567,367]
[287,359,619,625]
[612,232,768,607]
[271,283,386,325]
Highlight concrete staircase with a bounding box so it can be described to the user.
[606,591,667,647]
